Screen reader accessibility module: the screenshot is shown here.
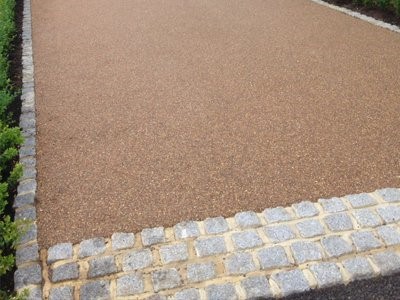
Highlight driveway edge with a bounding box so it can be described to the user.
[310,0,400,33]
[13,0,42,298]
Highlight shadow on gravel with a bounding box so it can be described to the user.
[255,273,400,299]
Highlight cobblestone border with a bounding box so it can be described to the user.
[41,188,400,299]
[310,0,400,33]
[12,0,42,299]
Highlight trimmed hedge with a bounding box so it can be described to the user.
[0,0,25,298]
[352,0,400,15]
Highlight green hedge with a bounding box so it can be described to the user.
[352,0,400,15]
[0,0,25,298]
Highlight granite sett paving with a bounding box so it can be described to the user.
[38,189,400,299]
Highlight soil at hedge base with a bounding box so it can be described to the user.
[32,0,400,248]
[325,0,400,27]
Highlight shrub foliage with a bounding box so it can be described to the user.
[351,0,400,14]
[0,0,25,298]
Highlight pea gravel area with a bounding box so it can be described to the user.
[32,0,400,248]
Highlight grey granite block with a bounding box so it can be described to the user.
[272,269,311,297]
[23,136,35,147]
[225,252,257,274]
[49,286,74,300]
[142,227,165,246]
[376,188,400,203]
[18,223,37,245]
[292,201,319,218]
[187,262,216,283]
[20,166,37,181]
[324,213,353,232]
[79,238,106,258]
[296,219,325,238]
[352,209,382,228]
[263,207,292,223]
[122,249,153,271]
[321,235,353,258]
[25,286,42,300]
[14,263,42,290]
[194,236,227,257]
[175,288,200,300]
[174,221,200,240]
[204,217,229,234]
[351,231,382,252]
[160,243,189,264]
[111,232,135,250]
[291,241,323,264]
[17,179,36,194]
[318,197,346,213]
[264,224,295,243]
[372,251,400,275]
[234,211,261,228]
[310,262,343,288]
[13,192,35,208]
[16,243,39,265]
[47,243,73,264]
[21,129,36,139]
[80,280,111,300]
[241,275,273,299]
[377,206,400,223]
[231,230,263,250]
[51,262,79,282]
[342,257,375,280]
[20,116,35,129]
[206,283,238,300]
[376,225,400,246]
[346,193,377,208]
[258,246,291,269]
[88,256,117,278]
[15,206,36,221]
[116,273,144,296]
[152,268,182,292]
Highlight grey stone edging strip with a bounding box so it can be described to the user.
[310,0,400,33]
[42,188,400,299]
[13,0,42,299]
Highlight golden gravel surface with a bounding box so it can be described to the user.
[32,0,400,248]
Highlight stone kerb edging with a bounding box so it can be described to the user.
[12,0,42,299]
[311,0,400,33]
[41,188,400,299]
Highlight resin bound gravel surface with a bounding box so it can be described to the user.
[32,0,400,247]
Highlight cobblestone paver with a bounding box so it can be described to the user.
[36,189,400,299]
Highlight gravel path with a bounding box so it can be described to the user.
[32,0,400,247]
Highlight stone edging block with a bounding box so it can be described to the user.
[13,0,42,298]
